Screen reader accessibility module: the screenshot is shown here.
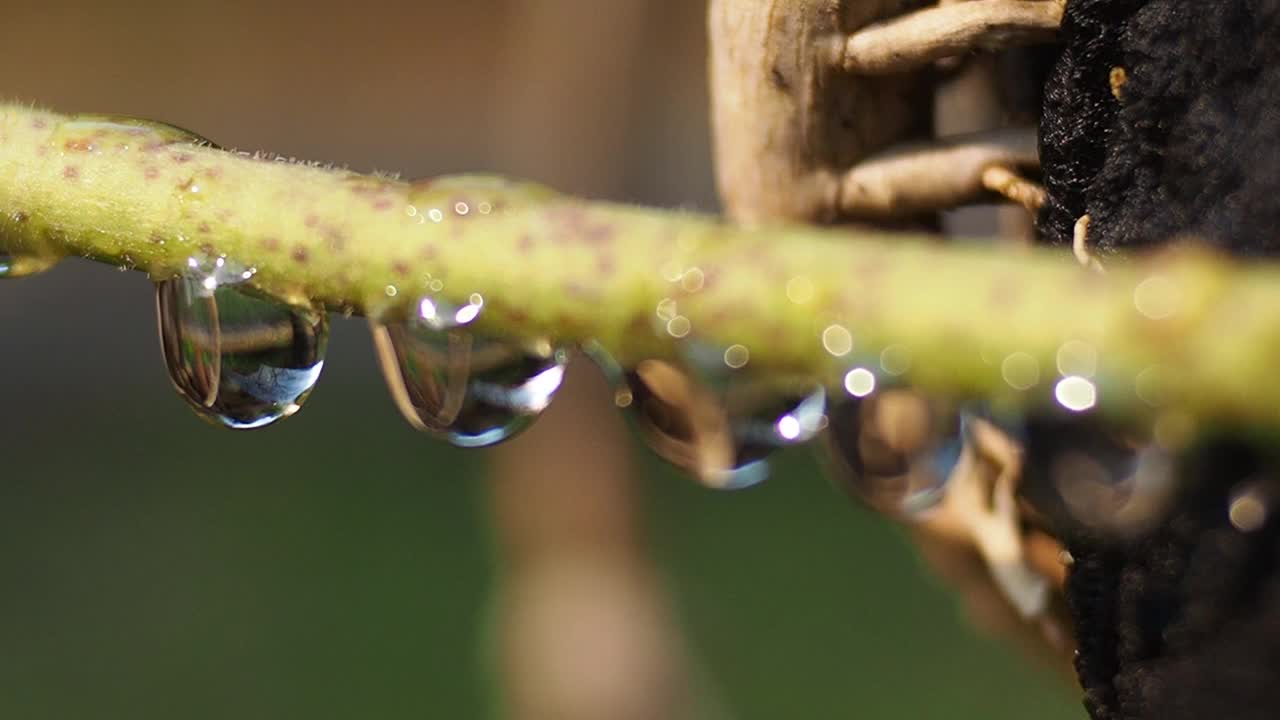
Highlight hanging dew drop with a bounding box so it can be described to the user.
[0,252,58,279]
[0,208,58,278]
[581,339,825,490]
[825,387,965,518]
[371,295,569,448]
[155,256,328,429]
[614,355,825,491]
[1018,406,1177,538]
[52,115,218,150]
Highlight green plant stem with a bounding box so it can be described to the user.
[2,103,1279,436]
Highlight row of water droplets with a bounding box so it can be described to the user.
[17,249,1278,543]
[0,109,1264,539]
[634,253,1227,541]
[0,230,1241,539]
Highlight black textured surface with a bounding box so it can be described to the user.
[1038,1,1280,717]
[1039,0,1280,254]
[1065,442,1280,720]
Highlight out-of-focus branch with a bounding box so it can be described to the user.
[482,0,697,717]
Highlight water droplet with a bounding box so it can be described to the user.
[1001,352,1040,391]
[1056,340,1098,378]
[722,344,750,369]
[880,345,913,376]
[665,315,692,338]
[1019,408,1175,537]
[1229,480,1272,533]
[619,358,824,490]
[1134,365,1172,407]
[1133,274,1180,320]
[0,252,58,279]
[822,325,853,357]
[371,296,568,448]
[407,175,560,220]
[826,389,963,517]
[680,267,706,293]
[843,367,877,398]
[1054,376,1098,412]
[156,257,327,429]
[52,115,217,151]
[786,276,814,305]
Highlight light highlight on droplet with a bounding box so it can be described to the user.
[822,325,853,357]
[372,296,568,448]
[1134,275,1180,320]
[786,276,814,305]
[1056,340,1098,378]
[776,415,802,441]
[1002,352,1040,391]
[666,316,692,338]
[723,344,750,369]
[844,368,877,398]
[1230,485,1269,533]
[1055,376,1098,412]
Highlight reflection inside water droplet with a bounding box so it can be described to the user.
[372,297,569,448]
[56,115,217,149]
[616,358,825,490]
[0,252,58,279]
[1229,481,1271,533]
[1054,376,1098,412]
[1019,409,1175,537]
[826,389,962,517]
[156,258,327,429]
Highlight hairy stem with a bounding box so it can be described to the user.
[2,104,1279,436]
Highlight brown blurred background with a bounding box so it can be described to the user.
[0,2,1078,718]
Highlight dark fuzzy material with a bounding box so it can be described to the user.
[1039,0,1280,254]
[1036,1,1280,717]
[1064,441,1280,720]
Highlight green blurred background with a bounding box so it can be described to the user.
[0,1,1080,717]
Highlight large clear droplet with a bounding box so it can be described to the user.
[826,389,963,517]
[1019,409,1176,537]
[53,115,217,149]
[156,257,327,429]
[0,252,58,279]
[618,358,825,490]
[372,296,569,448]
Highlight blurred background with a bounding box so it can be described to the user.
[0,1,1078,717]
